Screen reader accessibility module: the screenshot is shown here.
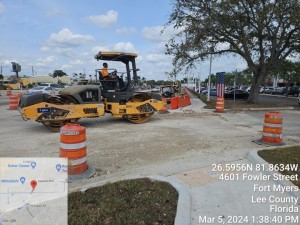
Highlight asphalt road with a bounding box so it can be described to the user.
[243,110,300,138]
[258,93,299,106]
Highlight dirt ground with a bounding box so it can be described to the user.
[0,93,299,189]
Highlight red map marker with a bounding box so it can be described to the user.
[31,180,37,191]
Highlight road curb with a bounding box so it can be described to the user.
[247,150,300,200]
[225,106,295,111]
[69,174,192,225]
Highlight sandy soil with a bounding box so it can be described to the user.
[0,94,298,189]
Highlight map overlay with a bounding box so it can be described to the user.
[0,158,68,225]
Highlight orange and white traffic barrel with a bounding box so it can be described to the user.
[59,123,95,181]
[215,97,224,112]
[261,112,283,145]
[6,87,12,96]
[8,94,19,110]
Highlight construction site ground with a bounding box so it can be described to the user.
[0,91,299,224]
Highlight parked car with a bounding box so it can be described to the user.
[27,86,58,94]
[288,86,300,96]
[298,93,300,105]
[203,88,217,96]
[224,90,249,100]
[38,83,65,90]
[271,87,285,95]
[263,87,274,94]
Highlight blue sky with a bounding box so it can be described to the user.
[0,0,246,81]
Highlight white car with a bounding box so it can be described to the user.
[27,86,58,94]
[38,83,65,91]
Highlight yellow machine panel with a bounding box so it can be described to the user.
[22,103,105,121]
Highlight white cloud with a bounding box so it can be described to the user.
[47,28,94,47]
[142,26,164,42]
[115,27,136,35]
[39,56,56,63]
[61,64,73,70]
[36,56,56,67]
[3,60,13,65]
[70,59,83,65]
[42,28,94,56]
[86,10,118,28]
[45,8,65,17]
[144,53,170,63]
[113,42,136,52]
[92,42,136,54]
[0,3,4,16]
[142,25,184,42]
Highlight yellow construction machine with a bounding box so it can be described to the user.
[19,52,164,131]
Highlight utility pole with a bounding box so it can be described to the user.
[198,73,201,94]
[234,69,237,102]
[207,53,212,101]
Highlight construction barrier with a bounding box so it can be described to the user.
[6,87,12,96]
[59,123,95,181]
[178,96,184,108]
[160,87,191,111]
[261,112,283,145]
[183,95,191,107]
[170,96,179,109]
[8,94,19,110]
[215,97,225,113]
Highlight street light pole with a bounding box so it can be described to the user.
[207,53,212,101]
[198,74,201,94]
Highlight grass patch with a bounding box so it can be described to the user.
[258,146,300,187]
[68,178,178,225]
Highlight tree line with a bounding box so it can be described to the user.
[164,0,300,103]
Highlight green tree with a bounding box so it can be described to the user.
[225,69,253,87]
[53,70,67,78]
[0,74,3,85]
[274,60,300,95]
[165,0,300,103]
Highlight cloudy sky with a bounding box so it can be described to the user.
[0,0,246,81]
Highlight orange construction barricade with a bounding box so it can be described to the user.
[183,95,191,106]
[59,123,95,181]
[261,112,283,145]
[170,96,179,109]
[215,97,224,112]
[8,94,19,110]
[178,96,184,108]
